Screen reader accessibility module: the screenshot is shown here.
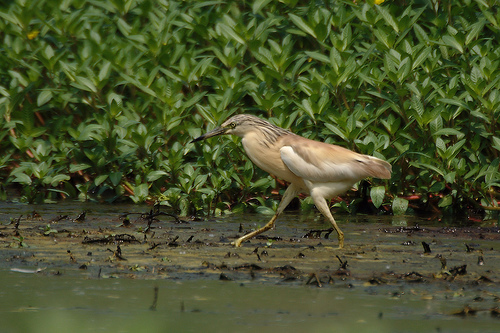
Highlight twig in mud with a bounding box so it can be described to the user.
[306,273,323,287]
[478,250,484,266]
[167,236,179,247]
[11,215,22,227]
[148,242,161,250]
[336,255,348,269]
[12,215,22,236]
[120,208,186,233]
[251,247,261,261]
[422,241,432,254]
[107,245,127,261]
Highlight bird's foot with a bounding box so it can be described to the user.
[337,233,345,249]
[231,237,244,247]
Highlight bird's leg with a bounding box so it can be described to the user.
[232,214,278,247]
[311,194,344,249]
[232,184,300,247]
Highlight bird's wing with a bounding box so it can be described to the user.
[280,136,390,182]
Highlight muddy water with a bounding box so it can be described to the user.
[0,202,499,332]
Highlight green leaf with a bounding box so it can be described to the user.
[252,0,271,13]
[69,164,91,173]
[218,23,246,45]
[377,5,399,33]
[435,137,446,153]
[130,183,149,203]
[370,186,386,208]
[288,13,317,38]
[465,19,485,45]
[95,175,108,187]
[147,170,167,182]
[439,98,471,111]
[438,195,453,208]
[442,35,463,53]
[444,172,456,184]
[392,197,408,215]
[44,45,54,60]
[429,181,445,192]
[324,123,347,141]
[492,136,500,152]
[37,90,53,106]
[50,174,70,186]
[98,61,112,82]
[13,173,32,185]
[119,73,157,97]
[117,18,132,36]
[9,70,28,87]
[255,206,275,215]
[300,98,315,119]
[412,46,431,70]
[304,51,329,64]
[432,128,463,136]
[73,76,97,93]
[109,172,122,186]
[446,139,466,160]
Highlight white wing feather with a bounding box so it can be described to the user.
[280,146,363,183]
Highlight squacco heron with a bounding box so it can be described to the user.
[192,114,392,248]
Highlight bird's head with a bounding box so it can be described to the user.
[191,114,261,142]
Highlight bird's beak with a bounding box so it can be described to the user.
[191,126,228,143]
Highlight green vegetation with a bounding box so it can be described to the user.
[1,0,499,219]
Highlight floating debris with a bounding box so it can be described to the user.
[306,273,323,287]
[73,211,86,222]
[451,306,477,317]
[67,250,77,263]
[449,265,467,276]
[436,254,447,270]
[82,234,140,244]
[26,211,42,221]
[219,272,232,281]
[10,268,45,274]
[302,228,334,239]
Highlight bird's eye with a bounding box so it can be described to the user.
[230,122,236,129]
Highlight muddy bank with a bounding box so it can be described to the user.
[1,202,499,332]
[1,202,498,287]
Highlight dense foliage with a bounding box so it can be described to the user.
[1,0,499,219]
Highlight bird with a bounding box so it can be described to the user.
[191,114,392,248]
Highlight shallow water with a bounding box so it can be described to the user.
[0,202,499,332]
[1,270,499,333]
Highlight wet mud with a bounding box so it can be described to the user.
[1,202,499,326]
